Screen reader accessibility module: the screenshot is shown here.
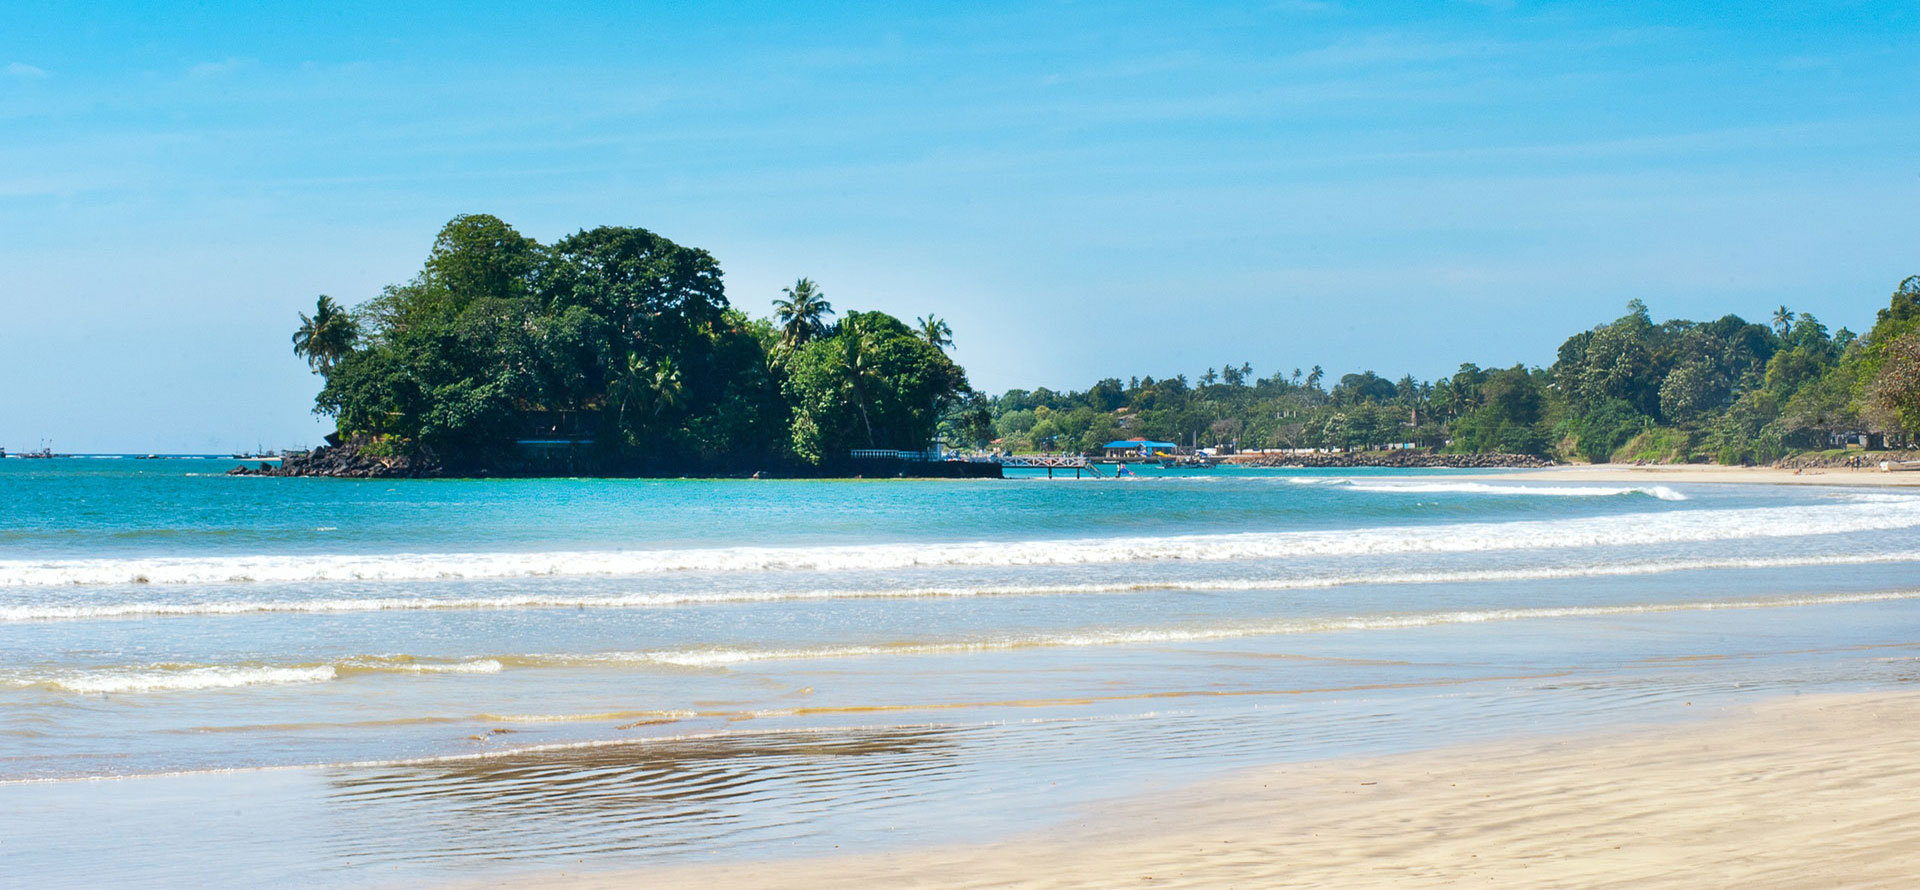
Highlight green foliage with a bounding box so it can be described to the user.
[1868,330,1920,437]
[780,311,971,463]
[305,216,966,471]
[1613,427,1695,464]
[291,295,360,373]
[1555,399,1648,463]
[305,221,1916,471]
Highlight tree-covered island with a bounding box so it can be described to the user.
[283,214,979,476]
[280,214,1919,477]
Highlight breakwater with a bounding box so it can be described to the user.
[1225,450,1553,469]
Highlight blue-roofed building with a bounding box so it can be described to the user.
[1102,438,1179,458]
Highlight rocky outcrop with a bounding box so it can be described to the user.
[1774,450,1920,470]
[1225,450,1553,469]
[227,443,443,478]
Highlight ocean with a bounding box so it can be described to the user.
[4,458,1919,887]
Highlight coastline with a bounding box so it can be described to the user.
[475,690,1920,890]
[1500,462,1920,487]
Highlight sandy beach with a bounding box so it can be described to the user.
[483,691,1920,890]
[1503,462,1920,487]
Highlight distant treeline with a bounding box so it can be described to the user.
[296,214,1920,469]
[293,214,974,473]
[985,283,1920,464]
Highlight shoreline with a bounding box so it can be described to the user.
[476,689,1920,889]
[1499,462,1920,487]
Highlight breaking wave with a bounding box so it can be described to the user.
[5,551,1919,622]
[3,496,1916,588]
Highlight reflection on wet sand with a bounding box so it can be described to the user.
[326,727,962,865]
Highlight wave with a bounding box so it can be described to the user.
[15,589,1916,694]
[1338,481,1689,500]
[573,589,1920,669]
[3,496,1916,588]
[26,666,339,695]
[8,656,503,695]
[5,551,1919,622]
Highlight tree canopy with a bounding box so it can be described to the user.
[301,217,1914,470]
[304,215,970,472]
[973,281,1918,463]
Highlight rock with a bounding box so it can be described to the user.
[1224,450,1553,469]
[227,442,444,479]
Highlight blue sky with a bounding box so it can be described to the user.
[3,1,1917,451]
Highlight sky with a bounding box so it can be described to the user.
[2,1,1917,452]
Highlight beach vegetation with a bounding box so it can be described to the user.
[298,216,1915,469]
[975,278,1919,463]
[301,215,969,472]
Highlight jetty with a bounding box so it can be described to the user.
[991,454,1101,478]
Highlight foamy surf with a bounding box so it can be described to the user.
[4,496,1916,588]
[10,657,505,695]
[33,665,339,695]
[4,551,1919,622]
[1341,481,1689,500]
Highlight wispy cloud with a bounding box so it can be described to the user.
[6,62,49,78]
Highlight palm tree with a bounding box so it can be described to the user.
[916,314,953,351]
[1773,305,1793,338]
[838,330,877,445]
[611,354,686,436]
[1307,365,1325,391]
[646,356,685,417]
[291,295,359,373]
[773,278,834,348]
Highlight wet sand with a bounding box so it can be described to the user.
[484,691,1920,889]
[1504,462,1920,487]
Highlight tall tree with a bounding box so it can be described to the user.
[916,314,953,351]
[291,295,360,373]
[773,278,834,348]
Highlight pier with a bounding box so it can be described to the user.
[992,454,1101,478]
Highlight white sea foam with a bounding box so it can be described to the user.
[1340,481,1690,500]
[41,665,339,695]
[3,496,1917,588]
[13,657,505,695]
[4,551,1918,622]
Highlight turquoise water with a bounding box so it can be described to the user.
[4,458,1920,887]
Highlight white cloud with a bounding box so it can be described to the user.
[6,62,49,78]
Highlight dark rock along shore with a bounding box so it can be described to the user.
[1224,451,1553,469]
[228,444,441,479]
[227,443,1003,479]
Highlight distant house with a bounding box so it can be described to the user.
[1829,431,1886,450]
[1102,438,1179,458]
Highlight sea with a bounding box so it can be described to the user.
[3,457,1919,887]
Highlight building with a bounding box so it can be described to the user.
[1102,438,1179,458]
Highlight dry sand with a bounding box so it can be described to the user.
[485,692,1920,889]
[1502,462,1920,487]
